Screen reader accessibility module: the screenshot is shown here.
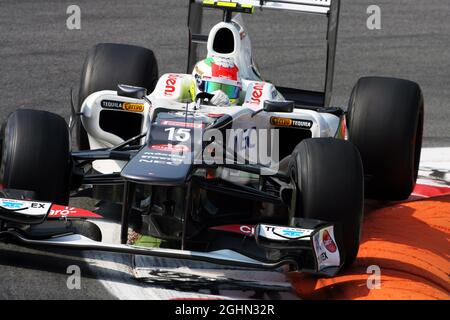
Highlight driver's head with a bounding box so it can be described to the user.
[191,56,241,105]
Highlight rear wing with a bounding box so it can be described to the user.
[187,0,341,107]
[203,0,332,15]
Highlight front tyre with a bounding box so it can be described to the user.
[289,138,364,267]
[0,109,71,204]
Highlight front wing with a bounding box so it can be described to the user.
[0,197,344,277]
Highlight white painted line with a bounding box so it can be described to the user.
[418,148,450,185]
[420,147,450,171]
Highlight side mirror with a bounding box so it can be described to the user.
[117,84,147,99]
[195,92,215,102]
[263,100,294,113]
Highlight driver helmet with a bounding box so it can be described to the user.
[191,56,242,105]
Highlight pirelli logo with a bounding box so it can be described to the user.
[101,100,144,113]
[270,117,313,129]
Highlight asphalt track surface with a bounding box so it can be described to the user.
[0,0,449,299]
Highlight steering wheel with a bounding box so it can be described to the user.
[195,92,214,102]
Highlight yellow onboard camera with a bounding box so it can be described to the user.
[202,0,255,14]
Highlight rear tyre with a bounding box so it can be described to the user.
[77,43,159,150]
[289,138,364,267]
[0,109,71,204]
[347,77,424,200]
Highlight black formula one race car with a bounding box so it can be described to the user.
[0,0,423,277]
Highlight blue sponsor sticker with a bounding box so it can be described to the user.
[1,200,24,209]
[281,229,304,238]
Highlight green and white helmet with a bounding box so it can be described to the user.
[191,56,242,105]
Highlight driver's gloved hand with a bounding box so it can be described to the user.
[210,90,230,107]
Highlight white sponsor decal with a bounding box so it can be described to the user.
[160,120,204,129]
[249,83,265,105]
[240,225,254,235]
[312,226,341,271]
[0,198,51,216]
[164,74,180,96]
[258,224,313,240]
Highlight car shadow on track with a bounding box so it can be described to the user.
[0,244,138,287]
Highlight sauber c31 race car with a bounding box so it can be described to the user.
[0,0,423,277]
